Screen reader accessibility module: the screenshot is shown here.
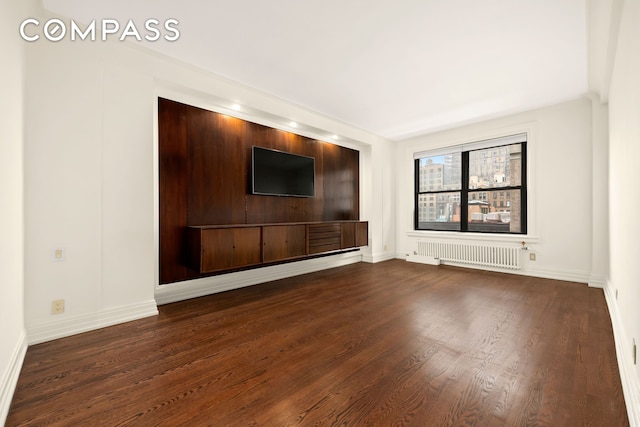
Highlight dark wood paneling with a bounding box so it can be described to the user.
[158,99,195,284]
[322,142,359,221]
[8,261,629,426]
[186,227,203,272]
[188,111,247,225]
[158,98,360,284]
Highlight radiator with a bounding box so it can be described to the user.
[409,241,521,270]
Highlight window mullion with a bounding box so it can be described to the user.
[461,151,469,231]
[414,158,419,230]
[521,143,528,234]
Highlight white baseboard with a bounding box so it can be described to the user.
[588,274,607,288]
[27,300,158,345]
[517,266,590,284]
[0,330,27,426]
[603,280,640,427]
[397,252,591,284]
[156,251,364,305]
[362,251,397,264]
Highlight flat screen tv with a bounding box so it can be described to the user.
[252,146,315,197]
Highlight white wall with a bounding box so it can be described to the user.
[607,0,640,422]
[23,7,395,342]
[363,136,397,263]
[24,34,159,343]
[0,1,29,423]
[589,98,609,288]
[395,98,594,283]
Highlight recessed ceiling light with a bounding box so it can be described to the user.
[331,135,339,140]
[231,104,241,111]
[289,121,298,128]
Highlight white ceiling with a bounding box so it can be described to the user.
[42,0,588,141]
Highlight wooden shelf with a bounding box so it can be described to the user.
[187,221,368,274]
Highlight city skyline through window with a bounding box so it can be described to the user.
[415,137,526,234]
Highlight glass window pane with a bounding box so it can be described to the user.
[418,153,461,192]
[417,191,461,231]
[468,190,522,233]
[468,144,522,189]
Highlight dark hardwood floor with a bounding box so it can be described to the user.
[7,260,628,426]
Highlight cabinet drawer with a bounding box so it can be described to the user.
[308,223,341,254]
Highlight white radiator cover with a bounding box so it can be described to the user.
[409,241,521,270]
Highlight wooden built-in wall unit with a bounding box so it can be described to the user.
[158,98,368,284]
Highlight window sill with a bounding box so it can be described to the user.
[406,230,540,245]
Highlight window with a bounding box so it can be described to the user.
[414,134,527,234]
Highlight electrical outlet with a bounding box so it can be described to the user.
[52,299,65,314]
[529,253,536,261]
[52,248,65,262]
[633,339,637,365]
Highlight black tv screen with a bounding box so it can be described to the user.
[252,146,315,197]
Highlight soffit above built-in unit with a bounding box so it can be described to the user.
[41,0,588,140]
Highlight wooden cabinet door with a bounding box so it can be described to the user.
[199,227,261,272]
[341,222,356,249]
[263,225,307,262]
[200,228,235,272]
[355,222,368,247]
[231,227,262,268]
